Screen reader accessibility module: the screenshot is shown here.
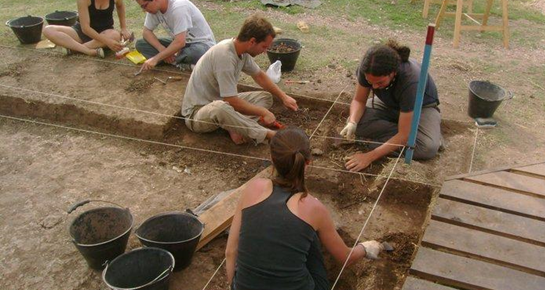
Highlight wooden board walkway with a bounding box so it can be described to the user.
[402,161,545,289]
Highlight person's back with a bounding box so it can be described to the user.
[235,184,325,290]
[225,128,388,290]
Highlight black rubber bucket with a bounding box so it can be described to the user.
[68,200,133,270]
[136,212,204,271]
[267,38,302,72]
[468,80,513,119]
[5,15,44,44]
[103,247,175,290]
[45,11,78,26]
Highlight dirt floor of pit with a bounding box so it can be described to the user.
[0,116,437,290]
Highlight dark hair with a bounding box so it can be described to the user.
[237,14,276,43]
[360,39,411,76]
[270,127,311,197]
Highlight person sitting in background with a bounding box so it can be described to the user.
[43,0,131,58]
[225,127,387,290]
[340,40,442,172]
[134,0,216,71]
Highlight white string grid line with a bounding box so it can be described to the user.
[0,82,385,147]
[309,84,349,140]
[202,258,226,290]
[330,146,406,290]
[468,127,479,173]
[0,44,351,106]
[0,114,406,181]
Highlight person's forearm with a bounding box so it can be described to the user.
[254,72,287,102]
[143,29,166,52]
[226,254,235,285]
[116,1,127,30]
[369,132,408,161]
[348,99,366,124]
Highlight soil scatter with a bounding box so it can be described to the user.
[269,42,298,53]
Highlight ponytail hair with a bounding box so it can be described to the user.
[360,39,411,76]
[270,127,311,197]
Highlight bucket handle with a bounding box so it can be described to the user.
[67,199,126,214]
[103,260,173,290]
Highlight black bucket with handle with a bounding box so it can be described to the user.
[102,247,175,290]
[45,11,78,26]
[68,200,133,270]
[5,15,44,44]
[468,80,513,119]
[136,211,204,271]
[267,38,302,72]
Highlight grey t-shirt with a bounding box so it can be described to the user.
[144,0,215,48]
[358,59,439,112]
[181,39,261,117]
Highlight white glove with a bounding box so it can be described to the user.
[340,121,357,140]
[360,240,383,260]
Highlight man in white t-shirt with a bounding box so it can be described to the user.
[182,15,298,144]
[135,0,215,71]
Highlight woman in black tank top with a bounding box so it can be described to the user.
[43,0,132,58]
[225,128,389,290]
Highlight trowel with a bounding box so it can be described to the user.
[154,76,184,85]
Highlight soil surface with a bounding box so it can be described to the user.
[2,1,544,288]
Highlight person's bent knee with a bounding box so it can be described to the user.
[207,101,234,119]
[42,25,57,38]
[413,140,440,160]
[135,38,149,51]
[101,29,120,41]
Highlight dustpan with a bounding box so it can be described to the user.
[126,50,146,64]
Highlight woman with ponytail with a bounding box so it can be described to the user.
[225,127,386,290]
[340,40,442,172]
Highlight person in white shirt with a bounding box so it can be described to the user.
[134,0,215,71]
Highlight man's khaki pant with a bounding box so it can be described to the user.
[185,91,273,144]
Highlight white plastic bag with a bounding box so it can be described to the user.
[266,60,282,83]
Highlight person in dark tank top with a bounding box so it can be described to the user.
[225,127,388,290]
[340,40,443,172]
[43,0,132,58]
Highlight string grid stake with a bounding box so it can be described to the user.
[405,24,436,164]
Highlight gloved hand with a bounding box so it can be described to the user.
[360,240,384,260]
[340,121,357,140]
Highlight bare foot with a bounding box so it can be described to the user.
[228,130,247,145]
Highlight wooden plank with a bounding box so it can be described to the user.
[512,163,545,178]
[403,276,457,290]
[422,220,545,275]
[446,160,545,181]
[433,198,545,246]
[196,166,272,250]
[465,171,545,199]
[410,247,545,290]
[440,180,545,220]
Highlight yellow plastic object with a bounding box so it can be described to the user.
[126,50,146,64]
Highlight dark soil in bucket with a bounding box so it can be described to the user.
[269,42,298,53]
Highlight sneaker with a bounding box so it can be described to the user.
[96,47,105,59]
[62,47,73,56]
